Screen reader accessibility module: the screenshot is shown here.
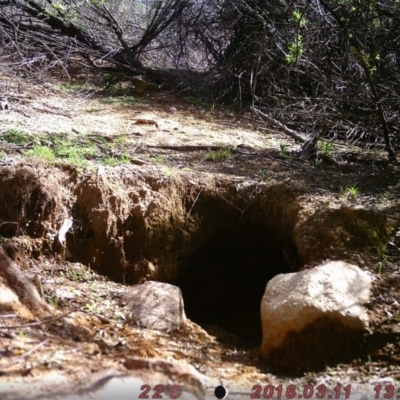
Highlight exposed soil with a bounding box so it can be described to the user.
[0,71,400,397]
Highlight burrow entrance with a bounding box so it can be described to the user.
[171,191,301,343]
[178,228,292,342]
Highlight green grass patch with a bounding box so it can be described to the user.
[105,83,133,97]
[151,155,165,163]
[61,265,93,282]
[205,148,231,162]
[55,81,87,93]
[113,135,128,147]
[2,129,31,145]
[100,96,135,106]
[101,153,131,166]
[25,146,56,163]
[54,141,95,161]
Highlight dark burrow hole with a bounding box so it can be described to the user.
[177,227,293,344]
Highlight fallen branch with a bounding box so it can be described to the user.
[252,107,307,143]
[145,144,232,151]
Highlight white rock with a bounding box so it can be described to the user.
[123,280,186,331]
[260,261,372,361]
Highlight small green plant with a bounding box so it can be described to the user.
[377,259,385,275]
[279,144,288,156]
[351,47,380,76]
[45,295,60,309]
[258,169,273,182]
[205,148,231,162]
[162,166,173,177]
[112,307,126,321]
[340,185,359,202]
[285,35,303,64]
[347,186,358,197]
[84,300,99,313]
[2,129,31,145]
[102,153,131,166]
[118,153,131,164]
[25,146,55,163]
[151,155,165,163]
[102,157,117,166]
[318,141,334,155]
[393,314,400,323]
[61,265,93,282]
[110,135,130,151]
[377,250,388,275]
[86,105,101,113]
[292,10,308,27]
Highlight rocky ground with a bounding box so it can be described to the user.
[0,71,400,399]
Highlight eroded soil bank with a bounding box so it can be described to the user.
[0,161,399,374]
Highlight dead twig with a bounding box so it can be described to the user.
[32,107,72,118]
[187,189,202,218]
[18,339,48,359]
[0,220,18,228]
[0,314,18,319]
[0,309,76,330]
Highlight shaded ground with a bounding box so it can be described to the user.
[0,71,400,396]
